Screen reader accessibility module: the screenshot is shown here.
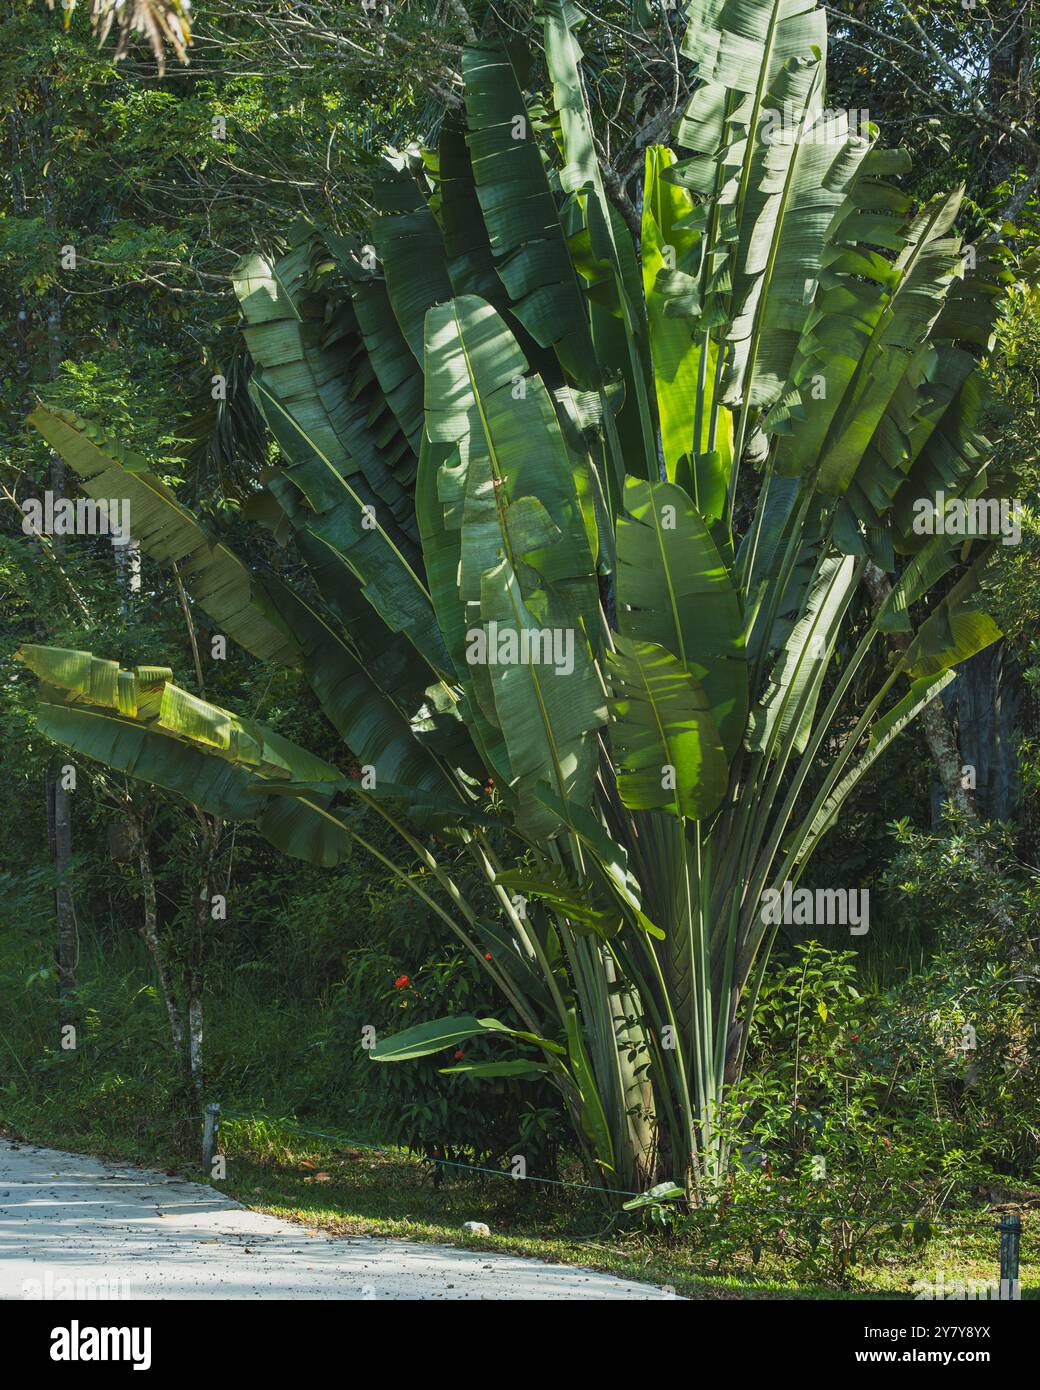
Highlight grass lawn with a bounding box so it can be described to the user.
[4,1105,1034,1301]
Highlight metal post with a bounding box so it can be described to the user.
[202,1102,221,1171]
[998,1212,1021,1300]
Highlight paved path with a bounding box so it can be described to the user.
[0,1140,676,1300]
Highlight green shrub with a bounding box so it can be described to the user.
[623,942,1005,1285]
[883,814,1040,1179]
[334,892,568,1174]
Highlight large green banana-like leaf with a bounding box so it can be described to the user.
[415,431,520,794]
[680,0,828,102]
[827,345,976,566]
[747,554,859,756]
[15,645,369,867]
[885,241,1012,549]
[26,405,298,668]
[792,670,957,864]
[616,477,748,758]
[423,295,601,634]
[493,865,623,938]
[328,231,424,456]
[723,64,873,412]
[642,145,733,498]
[773,188,965,495]
[233,223,418,537]
[249,372,452,680]
[542,0,658,477]
[435,116,511,310]
[902,551,1003,679]
[34,699,263,822]
[815,193,966,497]
[550,383,620,568]
[461,39,597,388]
[477,557,607,835]
[20,644,341,783]
[878,476,991,634]
[21,647,172,719]
[758,169,968,571]
[421,295,608,833]
[256,574,463,795]
[255,793,367,869]
[821,241,1009,563]
[369,154,455,368]
[370,1014,565,1062]
[671,1,831,421]
[439,1060,554,1078]
[233,227,455,683]
[889,357,988,550]
[761,144,910,450]
[259,474,476,789]
[606,635,727,820]
[415,434,467,671]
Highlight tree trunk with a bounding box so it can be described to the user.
[862,563,1019,938]
[136,827,185,1056]
[987,1,1036,186]
[47,771,77,998]
[187,998,204,1095]
[185,816,221,1100]
[1019,676,1040,866]
[42,130,79,999]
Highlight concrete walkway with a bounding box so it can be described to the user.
[0,1139,677,1300]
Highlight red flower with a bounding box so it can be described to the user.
[394,975,410,989]
[850,1033,859,1042]
[454,1049,465,1061]
[484,951,493,960]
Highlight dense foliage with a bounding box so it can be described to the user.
[1,0,1038,1291]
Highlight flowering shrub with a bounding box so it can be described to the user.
[335,883,567,1173]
